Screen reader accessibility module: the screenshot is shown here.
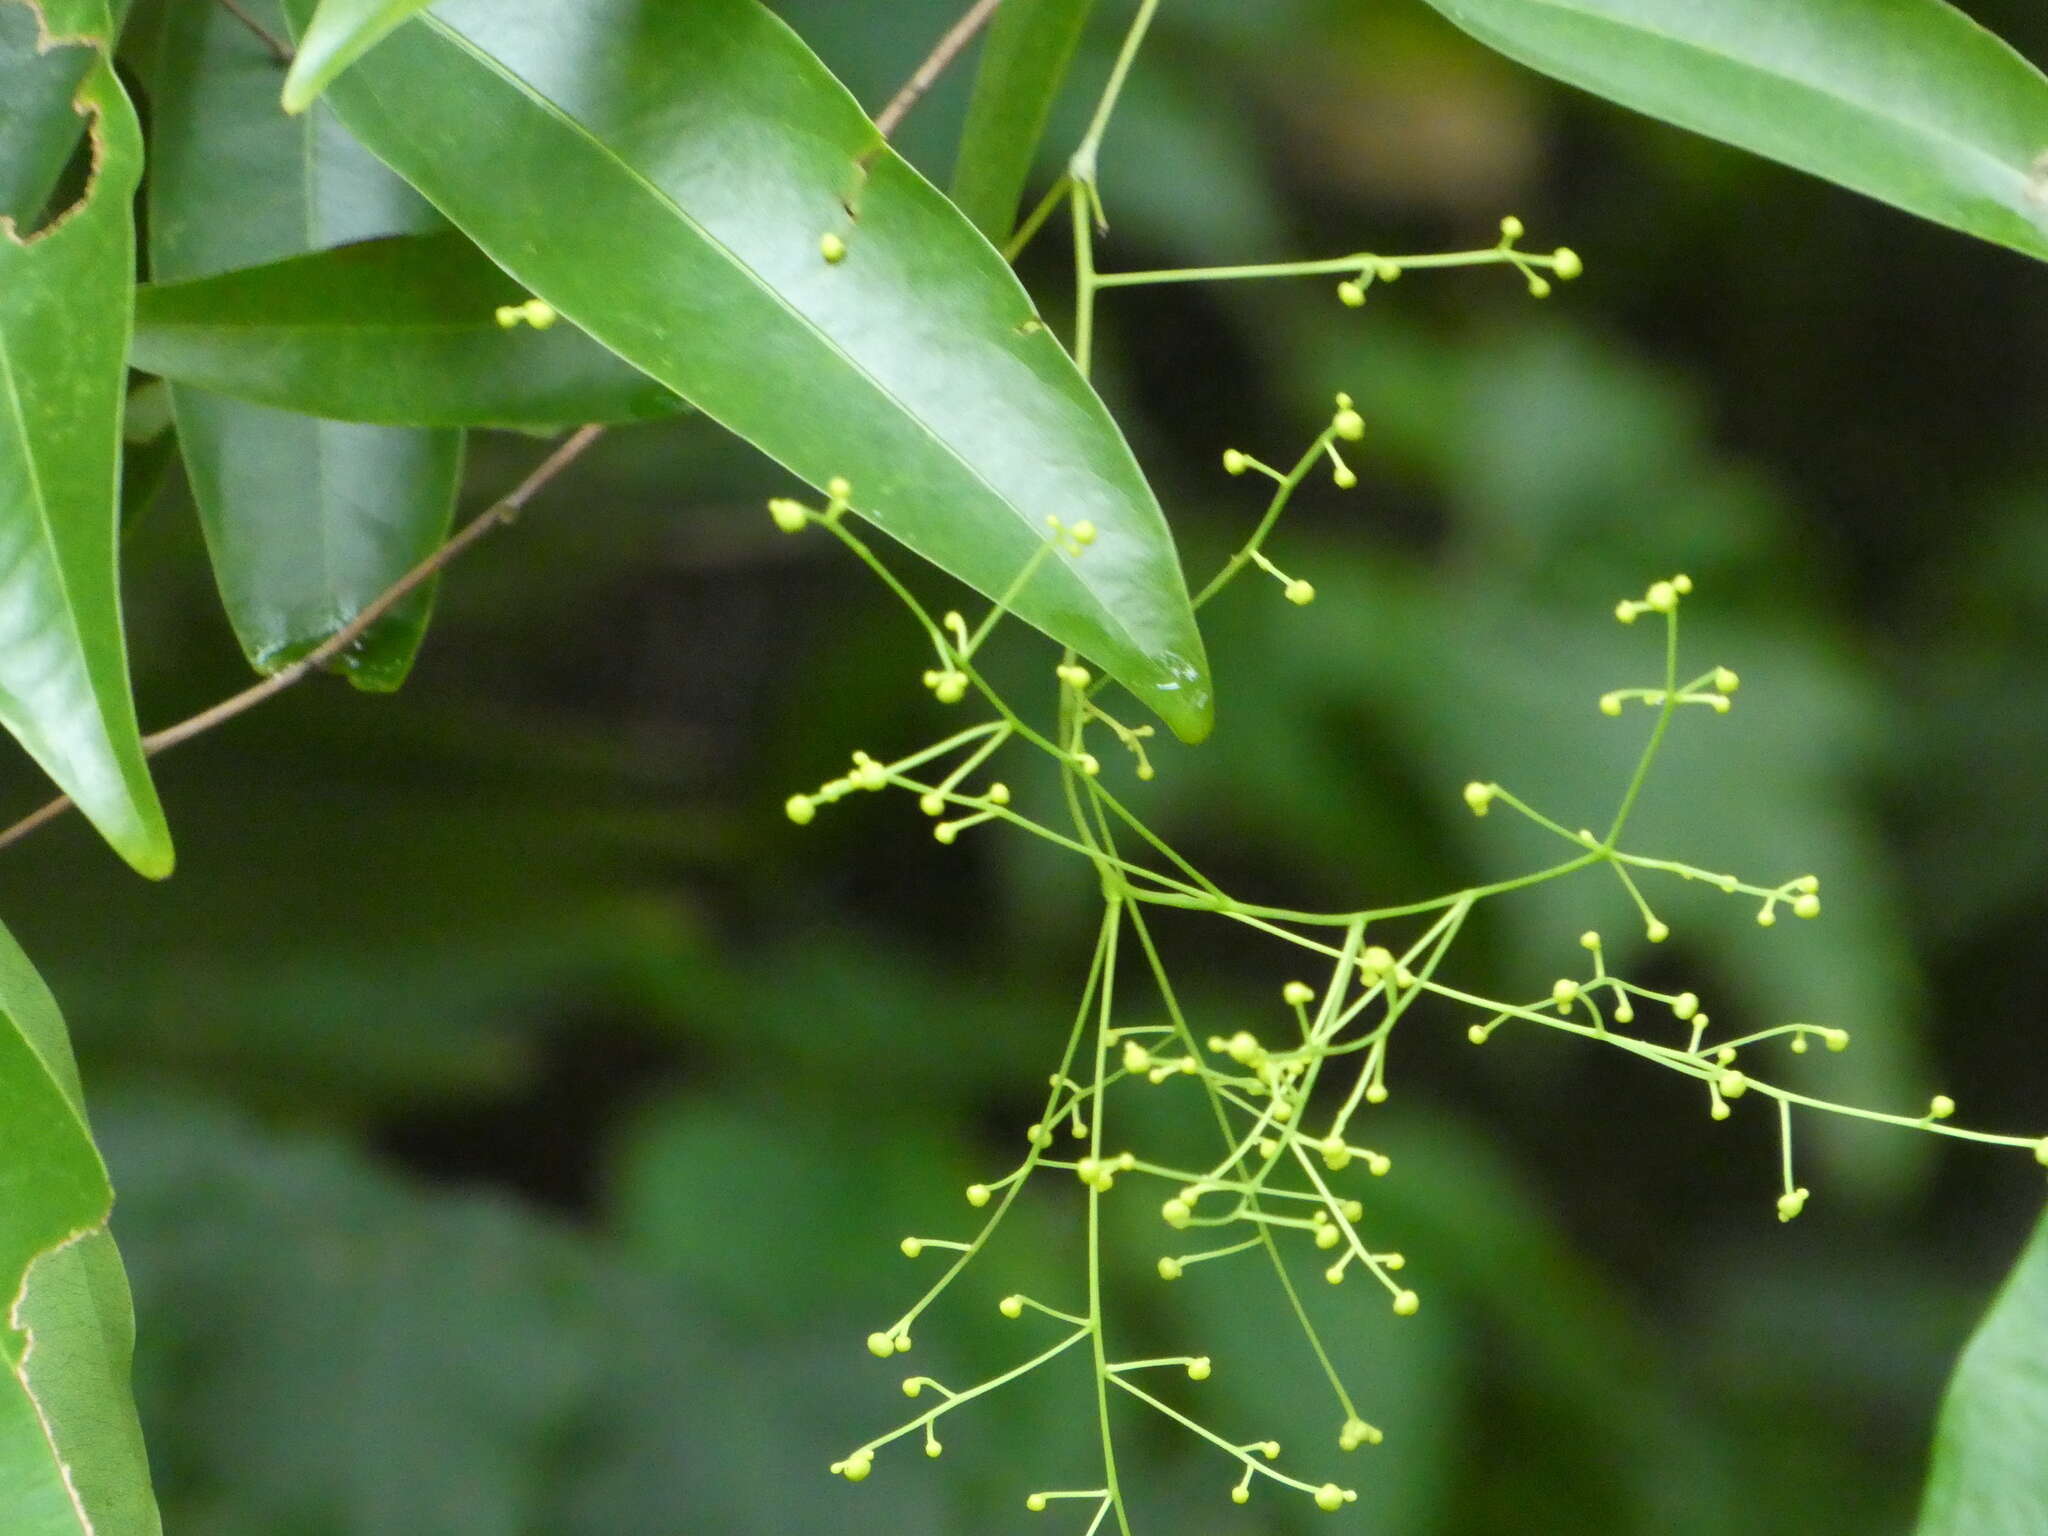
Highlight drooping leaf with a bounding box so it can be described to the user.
[1413,0,2048,264]
[131,232,685,431]
[0,919,158,1536]
[137,0,461,691]
[1914,1204,2048,1534]
[277,0,431,115]
[949,0,1094,242]
[281,0,1215,741]
[0,0,172,878]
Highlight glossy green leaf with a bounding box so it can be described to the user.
[278,0,431,115]
[0,0,172,878]
[284,0,1214,741]
[138,0,460,691]
[1415,0,2048,264]
[131,233,685,431]
[1915,1205,2048,1534]
[949,0,1093,242]
[0,919,158,1536]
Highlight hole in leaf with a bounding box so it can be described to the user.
[0,0,99,240]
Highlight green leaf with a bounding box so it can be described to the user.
[949,0,1093,242]
[1414,0,2048,264]
[0,1,172,878]
[283,0,1214,742]
[278,0,431,115]
[0,919,158,1536]
[137,0,461,691]
[0,2,93,228]
[131,233,685,431]
[1915,1204,2048,1534]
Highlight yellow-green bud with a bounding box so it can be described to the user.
[1392,1289,1419,1316]
[966,1183,991,1207]
[1499,215,1524,240]
[999,1294,1024,1319]
[839,1451,872,1482]
[1222,448,1249,475]
[1339,1417,1383,1451]
[785,794,816,825]
[1336,280,1366,308]
[899,1237,922,1258]
[1793,893,1822,920]
[820,232,848,263]
[1162,1198,1192,1229]
[1283,980,1316,1006]
[1187,1356,1212,1381]
[1157,1256,1183,1280]
[1463,781,1495,816]
[768,497,809,533]
[1284,578,1316,606]
[866,1333,894,1358]
[1316,1483,1353,1512]
[1552,247,1582,280]
[1929,1094,1956,1120]
[1333,408,1365,441]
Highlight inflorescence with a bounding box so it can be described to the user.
[779,23,2031,1516]
[773,446,2048,1528]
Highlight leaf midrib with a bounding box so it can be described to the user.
[411,12,1156,665]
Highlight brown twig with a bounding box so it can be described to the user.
[212,0,294,65]
[0,424,607,859]
[873,0,1005,139]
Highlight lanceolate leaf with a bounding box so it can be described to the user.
[138,0,461,692]
[1415,0,2048,264]
[0,0,172,878]
[278,0,432,116]
[131,232,685,431]
[0,919,158,1536]
[283,0,1215,742]
[1915,1204,2048,1535]
[950,0,1094,242]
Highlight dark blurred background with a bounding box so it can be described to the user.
[11,1,2048,1531]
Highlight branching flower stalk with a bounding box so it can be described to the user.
[778,470,2048,1526]
[776,7,2047,1528]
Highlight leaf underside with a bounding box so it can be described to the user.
[1417,0,2048,264]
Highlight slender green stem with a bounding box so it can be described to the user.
[1069,0,1162,196]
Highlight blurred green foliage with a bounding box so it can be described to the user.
[8,0,2048,1530]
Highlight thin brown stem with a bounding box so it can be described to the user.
[873,0,1004,138]
[213,0,294,65]
[0,425,606,859]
